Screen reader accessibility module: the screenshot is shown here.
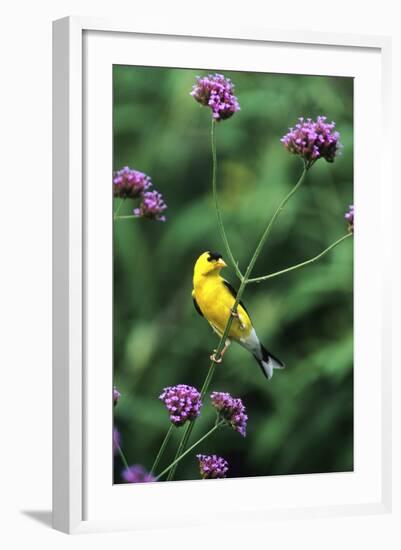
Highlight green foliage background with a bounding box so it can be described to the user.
[113,66,353,482]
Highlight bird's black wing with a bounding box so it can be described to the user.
[222,280,251,318]
[192,295,204,318]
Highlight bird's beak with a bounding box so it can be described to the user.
[216,258,227,269]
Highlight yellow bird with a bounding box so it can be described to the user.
[192,251,285,379]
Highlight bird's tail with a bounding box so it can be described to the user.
[254,344,285,380]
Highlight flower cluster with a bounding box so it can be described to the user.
[113,165,167,222]
[122,464,156,483]
[210,392,248,437]
[159,384,202,426]
[113,166,151,199]
[191,74,240,121]
[281,116,341,165]
[345,204,354,232]
[133,190,167,222]
[197,454,229,479]
[113,386,121,406]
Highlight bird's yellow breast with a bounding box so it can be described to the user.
[193,273,252,341]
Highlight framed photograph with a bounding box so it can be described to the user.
[52,17,392,534]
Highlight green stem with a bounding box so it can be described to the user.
[114,215,139,220]
[247,233,352,284]
[116,444,130,471]
[166,380,217,479]
[113,198,125,219]
[167,165,309,481]
[166,422,193,480]
[242,164,309,282]
[211,120,243,281]
[150,424,174,475]
[156,421,224,481]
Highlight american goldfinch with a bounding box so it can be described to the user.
[192,251,285,379]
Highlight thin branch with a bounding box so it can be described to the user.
[114,215,139,220]
[113,198,125,218]
[242,163,309,280]
[116,444,129,471]
[247,233,352,284]
[211,120,244,281]
[157,421,224,481]
[150,424,174,476]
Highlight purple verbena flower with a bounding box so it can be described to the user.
[113,427,121,455]
[190,74,240,121]
[122,464,156,483]
[133,190,167,222]
[113,166,152,199]
[113,386,121,406]
[345,204,354,232]
[197,454,229,479]
[281,116,342,166]
[159,384,202,427]
[210,391,248,437]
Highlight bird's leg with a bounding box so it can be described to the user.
[230,308,245,330]
[210,340,231,364]
[209,352,222,364]
[220,339,231,357]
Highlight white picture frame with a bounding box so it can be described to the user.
[52,16,392,534]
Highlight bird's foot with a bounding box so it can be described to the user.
[230,308,245,330]
[210,350,223,364]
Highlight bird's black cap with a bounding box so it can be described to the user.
[207,251,223,262]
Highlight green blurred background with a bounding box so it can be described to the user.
[113,66,353,482]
